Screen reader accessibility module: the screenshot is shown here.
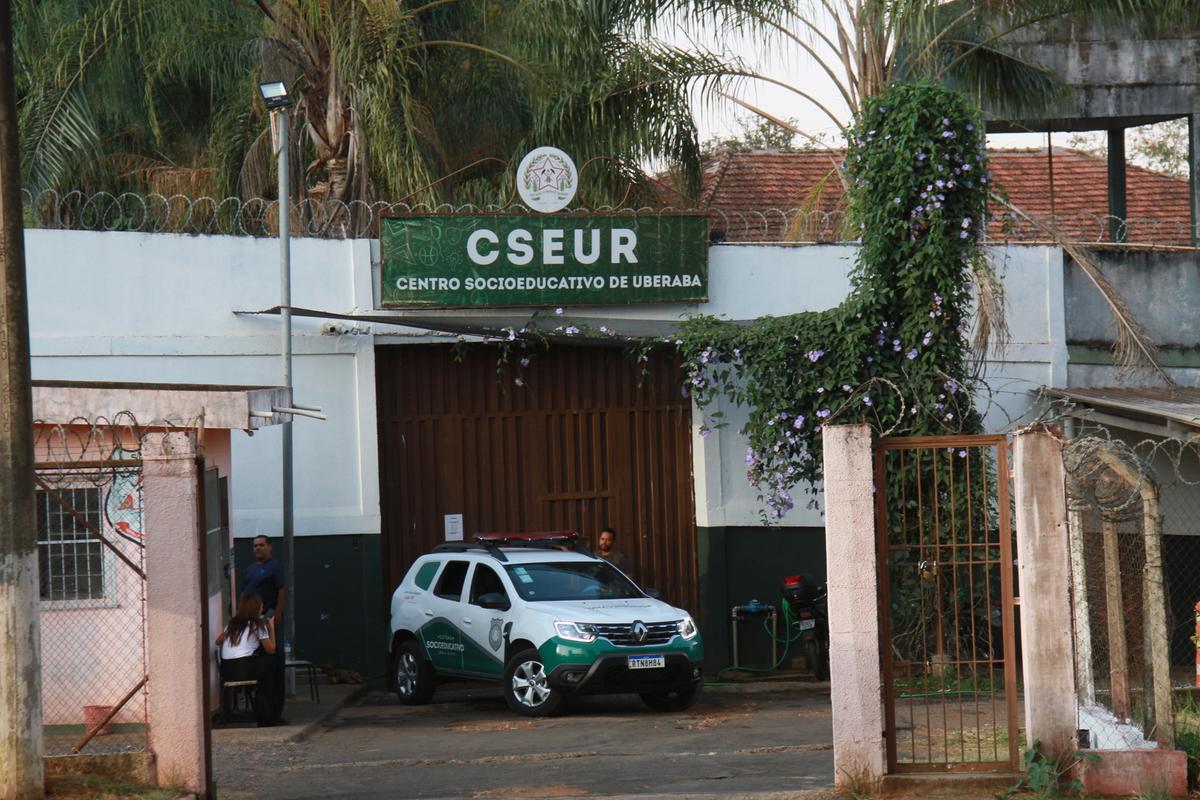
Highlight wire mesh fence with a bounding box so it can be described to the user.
[34,419,148,757]
[19,188,1196,248]
[1064,430,1200,762]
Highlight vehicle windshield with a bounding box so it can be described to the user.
[504,561,644,602]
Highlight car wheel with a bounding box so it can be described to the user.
[639,681,701,712]
[393,640,435,705]
[503,648,563,717]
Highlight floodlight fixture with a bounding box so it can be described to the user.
[258,80,291,110]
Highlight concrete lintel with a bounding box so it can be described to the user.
[821,423,883,790]
[33,382,291,430]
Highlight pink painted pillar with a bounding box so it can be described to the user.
[1013,428,1077,761]
[822,423,884,790]
[142,432,207,795]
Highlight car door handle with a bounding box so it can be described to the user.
[424,609,434,617]
[461,618,472,625]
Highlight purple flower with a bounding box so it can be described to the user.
[960,231,969,239]
[945,412,955,420]
[944,379,959,393]
[958,450,967,457]
[506,329,516,341]
[700,427,713,438]
[961,217,972,229]
[514,377,524,387]
[807,349,824,362]
[922,331,933,346]
[565,325,579,335]
[817,386,825,394]
[816,409,831,419]
[842,384,852,392]
[520,357,530,367]
[793,417,805,429]
[555,307,564,315]
[863,396,873,406]
[917,152,926,161]
[892,339,901,351]
[906,349,918,360]
[600,325,609,334]
[893,197,902,205]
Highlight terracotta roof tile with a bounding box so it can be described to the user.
[699,148,1192,245]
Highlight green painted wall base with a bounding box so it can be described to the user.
[232,534,385,681]
[696,526,826,672]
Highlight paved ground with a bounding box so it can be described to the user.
[213,678,838,800]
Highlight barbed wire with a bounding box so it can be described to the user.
[20,189,1195,247]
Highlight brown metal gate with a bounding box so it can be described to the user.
[375,344,697,611]
[874,434,1021,773]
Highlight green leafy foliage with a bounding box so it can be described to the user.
[674,82,988,519]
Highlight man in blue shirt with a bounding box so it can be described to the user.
[244,535,286,626]
[243,535,287,723]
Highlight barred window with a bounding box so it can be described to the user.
[37,488,106,602]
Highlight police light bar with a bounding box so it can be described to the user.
[475,531,578,545]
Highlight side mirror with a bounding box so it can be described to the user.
[477,592,510,611]
[643,588,661,599]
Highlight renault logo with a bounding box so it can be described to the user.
[632,621,648,643]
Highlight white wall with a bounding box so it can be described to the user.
[26,229,1063,532]
[27,229,379,539]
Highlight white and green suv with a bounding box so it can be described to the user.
[387,532,704,716]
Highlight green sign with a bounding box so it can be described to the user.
[380,213,708,307]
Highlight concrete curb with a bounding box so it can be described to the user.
[286,684,368,744]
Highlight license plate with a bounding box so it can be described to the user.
[798,619,816,631]
[627,654,665,670]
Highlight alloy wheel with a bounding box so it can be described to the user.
[511,659,551,707]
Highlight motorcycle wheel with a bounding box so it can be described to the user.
[804,637,828,681]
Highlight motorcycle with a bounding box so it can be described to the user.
[782,574,829,680]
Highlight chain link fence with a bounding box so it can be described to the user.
[1064,429,1200,777]
[34,419,148,757]
[20,188,1196,248]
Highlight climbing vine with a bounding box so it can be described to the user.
[477,82,994,521]
[673,82,990,518]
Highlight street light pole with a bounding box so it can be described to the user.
[262,82,296,677]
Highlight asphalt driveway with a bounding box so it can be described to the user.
[212,679,835,800]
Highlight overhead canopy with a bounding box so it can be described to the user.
[33,380,293,430]
[1045,387,1200,439]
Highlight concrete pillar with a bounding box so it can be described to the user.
[143,432,208,795]
[821,423,883,789]
[1107,128,1127,243]
[1067,509,1095,707]
[1013,429,1077,761]
[1189,114,1200,247]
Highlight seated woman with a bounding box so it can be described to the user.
[216,593,278,726]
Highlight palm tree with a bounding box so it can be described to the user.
[16,0,732,207]
[687,0,1200,130]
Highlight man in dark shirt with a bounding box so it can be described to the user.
[597,527,628,572]
[243,535,287,723]
[244,535,286,626]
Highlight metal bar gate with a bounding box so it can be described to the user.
[874,434,1021,773]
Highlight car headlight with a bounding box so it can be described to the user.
[555,621,597,643]
[677,616,698,640]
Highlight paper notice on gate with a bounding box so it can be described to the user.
[444,514,464,542]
